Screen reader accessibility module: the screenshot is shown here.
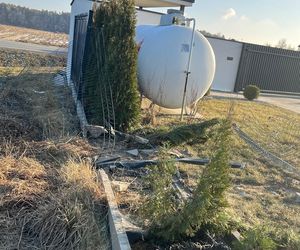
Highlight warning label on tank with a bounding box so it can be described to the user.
[181,44,190,53]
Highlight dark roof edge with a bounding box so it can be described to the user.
[71,0,195,6]
[204,35,243,44]
[136,7,164,15]
[205,35,300,53]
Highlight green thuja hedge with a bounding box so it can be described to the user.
[141,120,232,242]
[83,0,140,131]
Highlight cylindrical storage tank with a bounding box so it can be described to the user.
[136,25,215,109]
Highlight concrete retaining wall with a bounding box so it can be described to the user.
[99,170,131,250]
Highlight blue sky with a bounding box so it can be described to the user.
[1,0,300,48]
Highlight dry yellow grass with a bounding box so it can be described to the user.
[0,156,48,205]
[61,159,103,198]
[199,98,300,167]
[0,154,110,249]
[0,48,66,68]
[196,99,299,233]
[21,160,109,250]
[0,63,110,249]
[0,155,51,250]
[0,67,78,141]
[0,66,23,75]
[136,97,300,238]
[0,24,68,47]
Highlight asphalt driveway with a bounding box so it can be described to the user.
[0,39,67,55]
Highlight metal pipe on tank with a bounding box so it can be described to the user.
[180,5,185,13]
[180,18,196,121]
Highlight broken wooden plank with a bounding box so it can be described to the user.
[96,158,245,169]
[95,155,121,165]
[114,130,149,145]
[126,149,139,157]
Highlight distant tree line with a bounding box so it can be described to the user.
[0,3,70,33]
[200,30,226,39]
[274,39,299,51]
[201,30,299,51]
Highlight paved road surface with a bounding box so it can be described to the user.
[0,39,67,55]
[211,91,300,114]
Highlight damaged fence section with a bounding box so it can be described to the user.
[96,157,246,170]
[69,1,141,142]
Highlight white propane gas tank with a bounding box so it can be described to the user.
[136,25,215,109]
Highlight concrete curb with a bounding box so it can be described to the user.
[99,170,131,250]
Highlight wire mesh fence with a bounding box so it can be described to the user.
[68,7,141,149]
[81,26,116,147]
[198,94,300,171]
[0,46,79,143]
[69,22,117,148]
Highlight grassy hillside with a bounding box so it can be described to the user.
[0,24,68,47]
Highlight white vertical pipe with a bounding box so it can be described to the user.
[180,18,196,121]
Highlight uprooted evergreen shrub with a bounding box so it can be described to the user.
[141,120,232,242]
[233,225,300,250]
[83,0,140,131]
[144,118,220,146]
[243,85,260,101]
[140,145,179,227]
[233,225,277,250]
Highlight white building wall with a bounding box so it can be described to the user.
[207,37,243,92]
[136,9,162,25]
[67,0,93,82]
